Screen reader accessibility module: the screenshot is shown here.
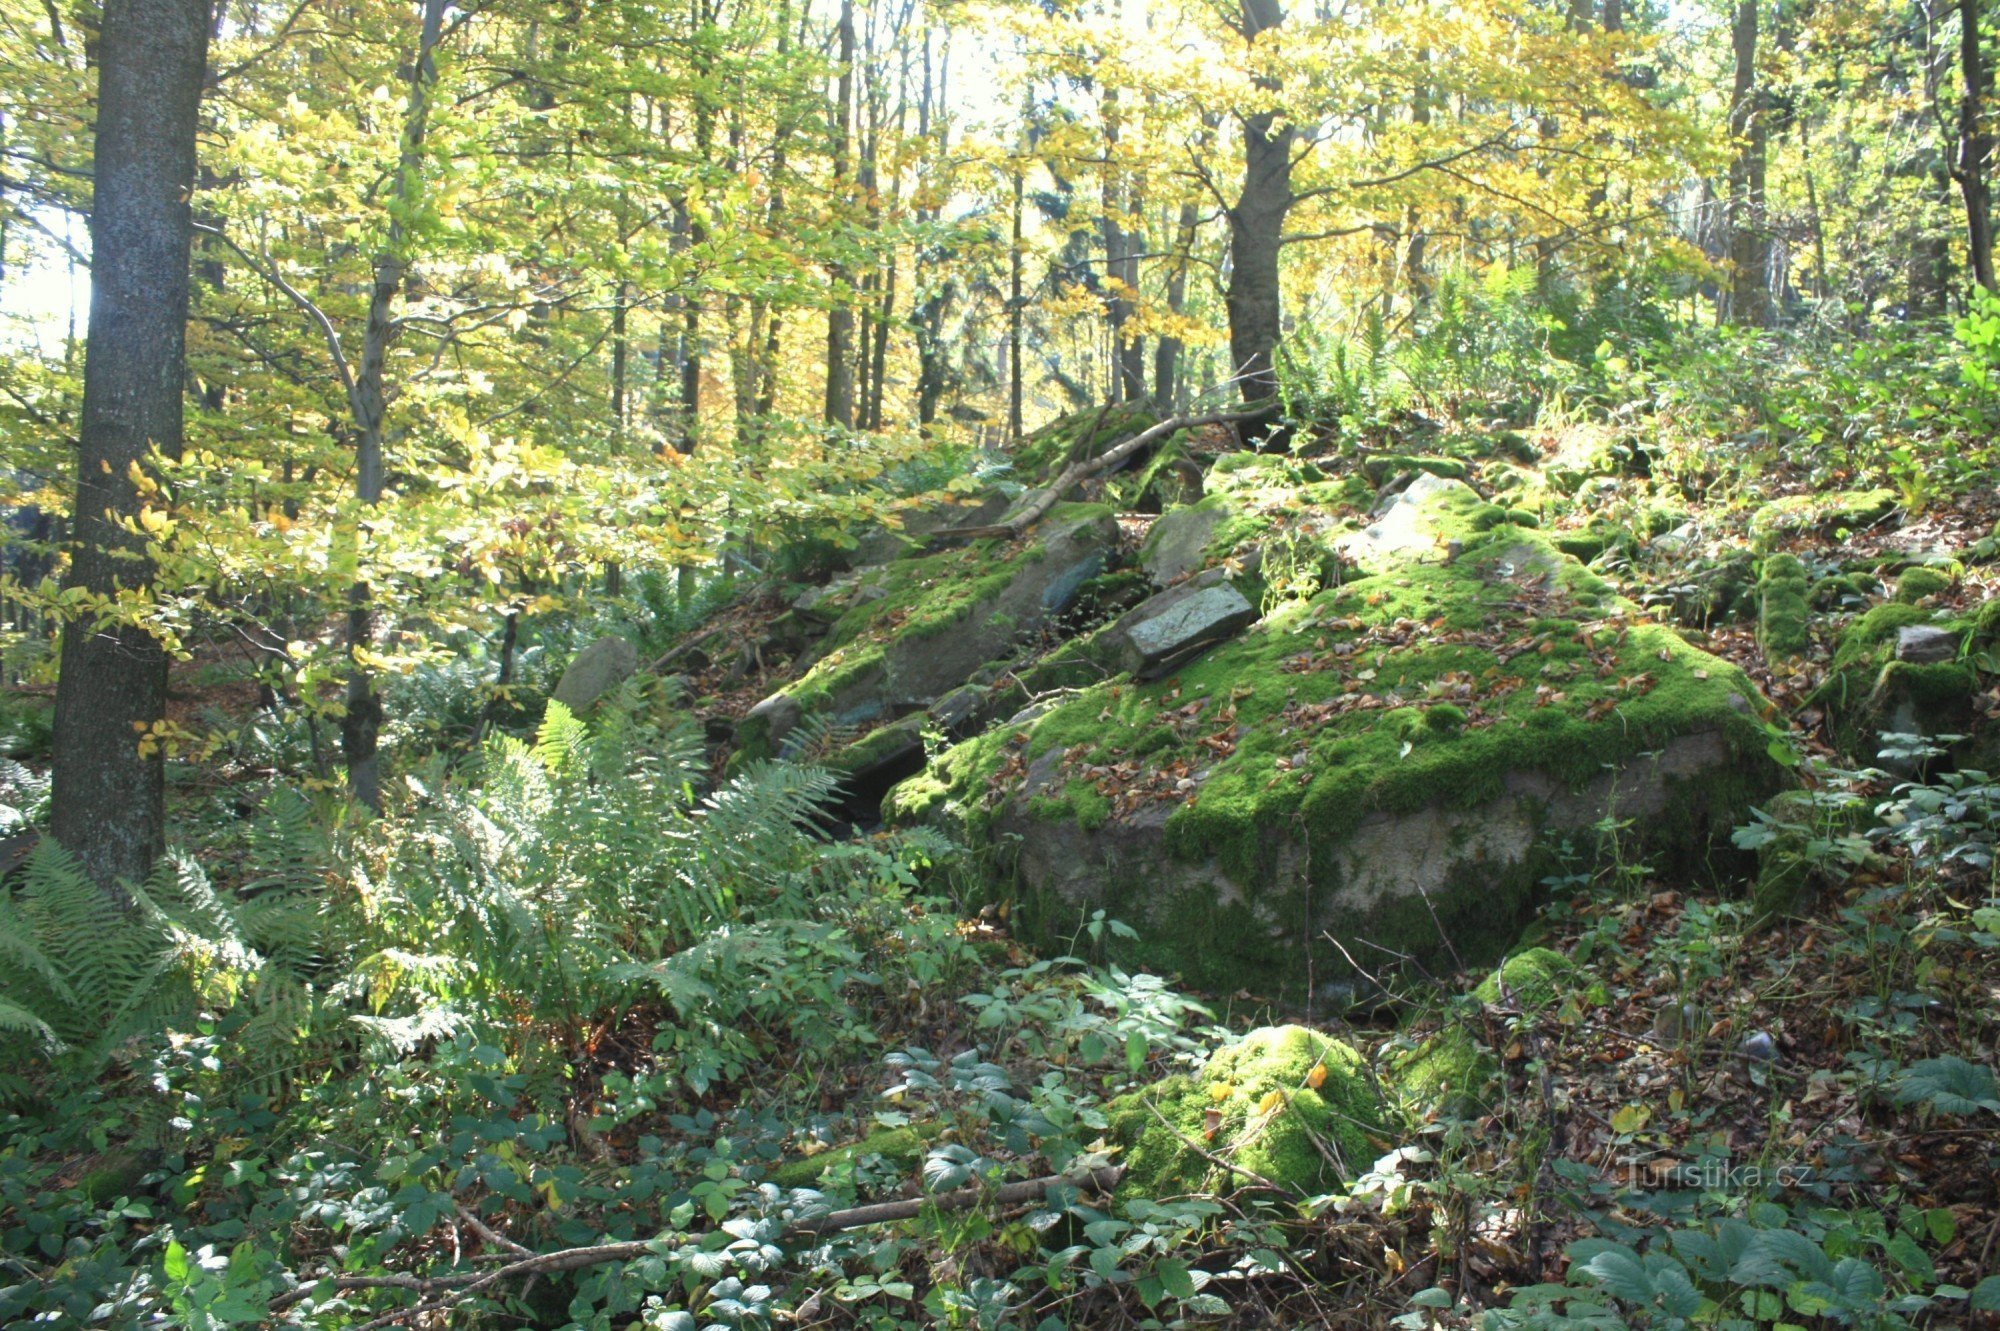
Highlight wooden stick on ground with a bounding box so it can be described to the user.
[273,1165,1125,1326]
[933,410,1262,547]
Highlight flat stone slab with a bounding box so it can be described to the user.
[1121,581,1258,678]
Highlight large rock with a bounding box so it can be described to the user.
[890,479,1785,1001]
[735,507,1121,762]
[551,636,638,713]
[850,491,1015,567]
[1141,502,1231,588]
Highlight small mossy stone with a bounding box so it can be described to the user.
[1894,566,1953,604]
[1107,1026,1393,1199]
[1472,947,1573,1008]
[1396,949,1572,1112]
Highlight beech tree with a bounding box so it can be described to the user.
[48,0,211,891]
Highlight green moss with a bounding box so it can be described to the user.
[1396,949,1572,1111]
[1014,406,1160,481]
[1748,488,1898,547]
[773,504,1113,722]
[1360,454,1470,486]
[898,521,1779,992]
[1894,566,1953,604]
[767,1125,936,1189]
[1758,553,1811,658]
[1815,604,1981,757]
[1106,1026,1394,1198]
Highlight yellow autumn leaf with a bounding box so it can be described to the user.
[1610,1104,1651,1134]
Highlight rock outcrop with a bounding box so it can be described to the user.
[890,473,1785,1000]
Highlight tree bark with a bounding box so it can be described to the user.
[343,0,449,811]
[1008,155,1025,442]
[1224,0,1292,411]
[1726,0,1772,326]
[823,0,858,428]
[1958,0,1996,290]
[51,0,212,892]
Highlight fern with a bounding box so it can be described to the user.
[0,842,317,1097]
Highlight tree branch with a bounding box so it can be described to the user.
[273,1166,1125,1326]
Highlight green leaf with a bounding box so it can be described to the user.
[1581,1247,1655,1303]
[1894,1056,2000,1115]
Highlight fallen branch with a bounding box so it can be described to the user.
[274,1165,1124,1325]
[645,620,732,676]
[934,409,1261,547]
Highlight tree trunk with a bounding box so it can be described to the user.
[1153,198,1198,410]
[823,0,858,428]
[1009,156,1025,442]
[51,0,211,892]
[1726,0,1772,326]
[344,0,449,811]
[1224,0,1292,410]
[1959,0,1996,290]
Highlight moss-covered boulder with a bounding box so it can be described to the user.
[1107,1026,1393,1198]
[1748,488,1898,548]
[1813,603,1988,761]
[1396,948,1573,1112]
[889,478,1783,1000]
[1893,566,1953,604]
[1013,405,1161,484]
[737,507,1121,761]
[1136,453,1369,590]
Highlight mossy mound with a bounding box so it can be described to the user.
[1107,1026,1393,1199]
[1013,405,1160,483]
[1396,948,1574,1111]
[1748,488,1898,548]
[891,480,1782,998]
[1893,566,1953,604]
[1758,553,1811,658]
[1359,454,1470,486]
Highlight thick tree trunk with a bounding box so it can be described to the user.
[1224,0,1292,411]
[1726,0,1772,326]
[51,0,211,892]
[1959,0,1996,290]
[1225,135,1290,404]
